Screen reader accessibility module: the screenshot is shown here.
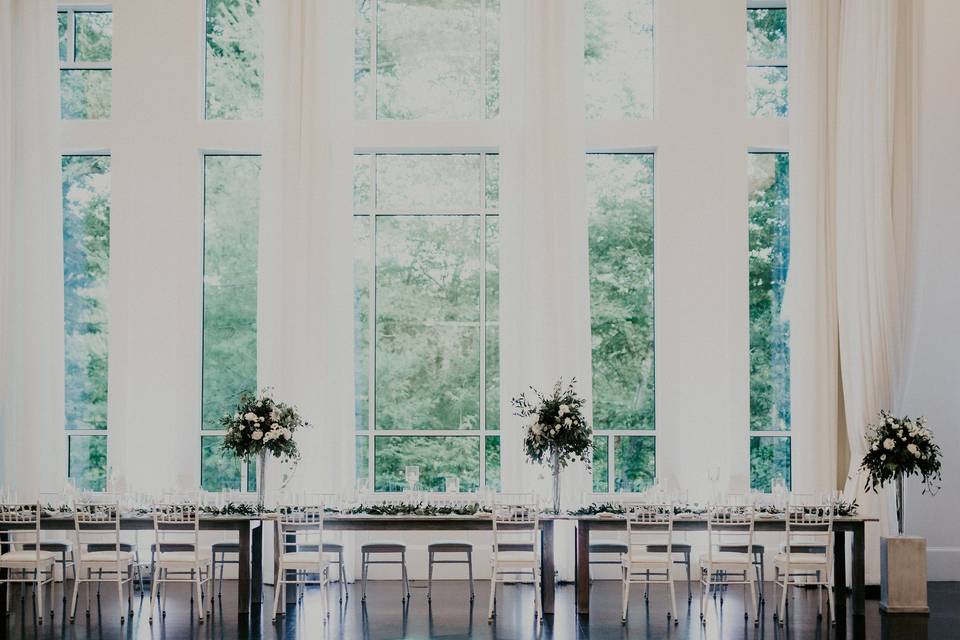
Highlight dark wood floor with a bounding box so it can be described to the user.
[2,579,954,639]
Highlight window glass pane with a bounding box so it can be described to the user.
[63,155,110,432]
[68,435,107,492]
[747,66,788,118]
[747,8,787,60]
[375,215,481,430]
[587,154,655,430]
[373,0,496,120]
[74,12,112,62]
[750,436,791,492]
[374,436,480,492]
[592,436,609,492]
[355,0,372,119]
[356,436,370,488]
[484,154,499,209]
[748,153,790,433]
[201,435,241,492]
[376,154,482,210]
[205,0,263,119]
[484,0,500,119]
[485,216,499,430]
[354,155,372,209]
[484,435,500,491]
[58,12,68,62]
[613,435,655,492]
[60,69,111,119]
[202,156,261,431]
[354,216,371,430]
[584,0,654,119]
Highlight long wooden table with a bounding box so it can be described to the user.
[271,514,558,614]
[572,515,874,617]
[0,515,263,614]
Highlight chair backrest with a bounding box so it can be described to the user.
[152,504,201,562]
[276,503,324,563]
[626,503,673,555]
[491,495,539,561]
[784,500,834,561]
[705,504,755,563]
[74,501,122,563]
[0,503,42,559]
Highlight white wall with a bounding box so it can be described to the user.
[899,0,960,581]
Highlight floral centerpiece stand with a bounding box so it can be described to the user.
[860,410,941,615]
[513,379,592,514]
[221,391,308,507]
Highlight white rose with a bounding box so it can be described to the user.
[257,401,263,408]
[883,438,895,450]
[244,412,257,422]
[880,454,886,461]
[559,404,570,416]
[252,430,263,440]
[282,428,291,439]
[871,443,878,451]
[564,417,572,427]
[270,422,280,430]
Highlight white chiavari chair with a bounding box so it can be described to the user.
[148,503,212,623]
[0,503,55,624]
[621,503,679,624]
[271,501,329,623]
[69,500,135,624]
[699,504,759,626]
[773,498,835,625]
[488,493,541,623]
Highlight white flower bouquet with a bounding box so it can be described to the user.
[220,390,307,464]
[860,410,941,494]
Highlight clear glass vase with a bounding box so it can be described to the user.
[551,450,561,515]
[257,449,267,509]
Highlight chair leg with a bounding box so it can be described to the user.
[621,570,630,622]
[60,552,68,604]
[533,568,543,622]
[148,565,158,623]
[685,552,692,602]
[669,577,678,624]
[487,570,496,621]
[338,551,347,602]
[161,569,168,616]
[69,569,80,621]
[271,566,283,622]
[195,570,204,622]
[467,551,475,601]
[749,575,758,625]
[85,568,91,615]
[36,571,43,625]
[361,553,369,602]
[778,575,788,625]
[401,553,410,600]
[427,552,434,601]
[118,571,125,624]
[827,573,836,625]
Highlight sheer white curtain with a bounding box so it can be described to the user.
[0,0,61,496]
[789,0,915,584]
[500,0,593,579]
[260,0,355,495]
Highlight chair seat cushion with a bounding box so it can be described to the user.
[495,543,535,553]
[156,552,211,565]
[78,551,135,565]
[645,543,692,554]
[699,552,753,568]
[428,541,473,552]
[0,550,57,566]
[86,543,135,553]
[22,541,73,552]
[623,552,672,566]
[361,542,406,553]
[717,544,765,555]
[151,543,196,552]
[290,543,344,554]
[590,539,628,554]
[279,552,330,570]
[779,543,827,554]
[774,552,829,568]
[212,542,240,552]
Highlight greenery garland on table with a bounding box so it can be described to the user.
[342,502,487,516]
[570,499,859,517]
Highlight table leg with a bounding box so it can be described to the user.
[540,520,555,615]
[252,521,263,604]
[238,520,251,614]
[834,528,847,617]
[576,522,590,614]
[852,522,865,616]
[0,532,9,620]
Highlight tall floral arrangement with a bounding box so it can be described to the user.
[860,410,941,535]
[221,390,307,504]
[512,379,592,513]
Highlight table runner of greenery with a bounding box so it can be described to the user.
[569,498,858,517]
